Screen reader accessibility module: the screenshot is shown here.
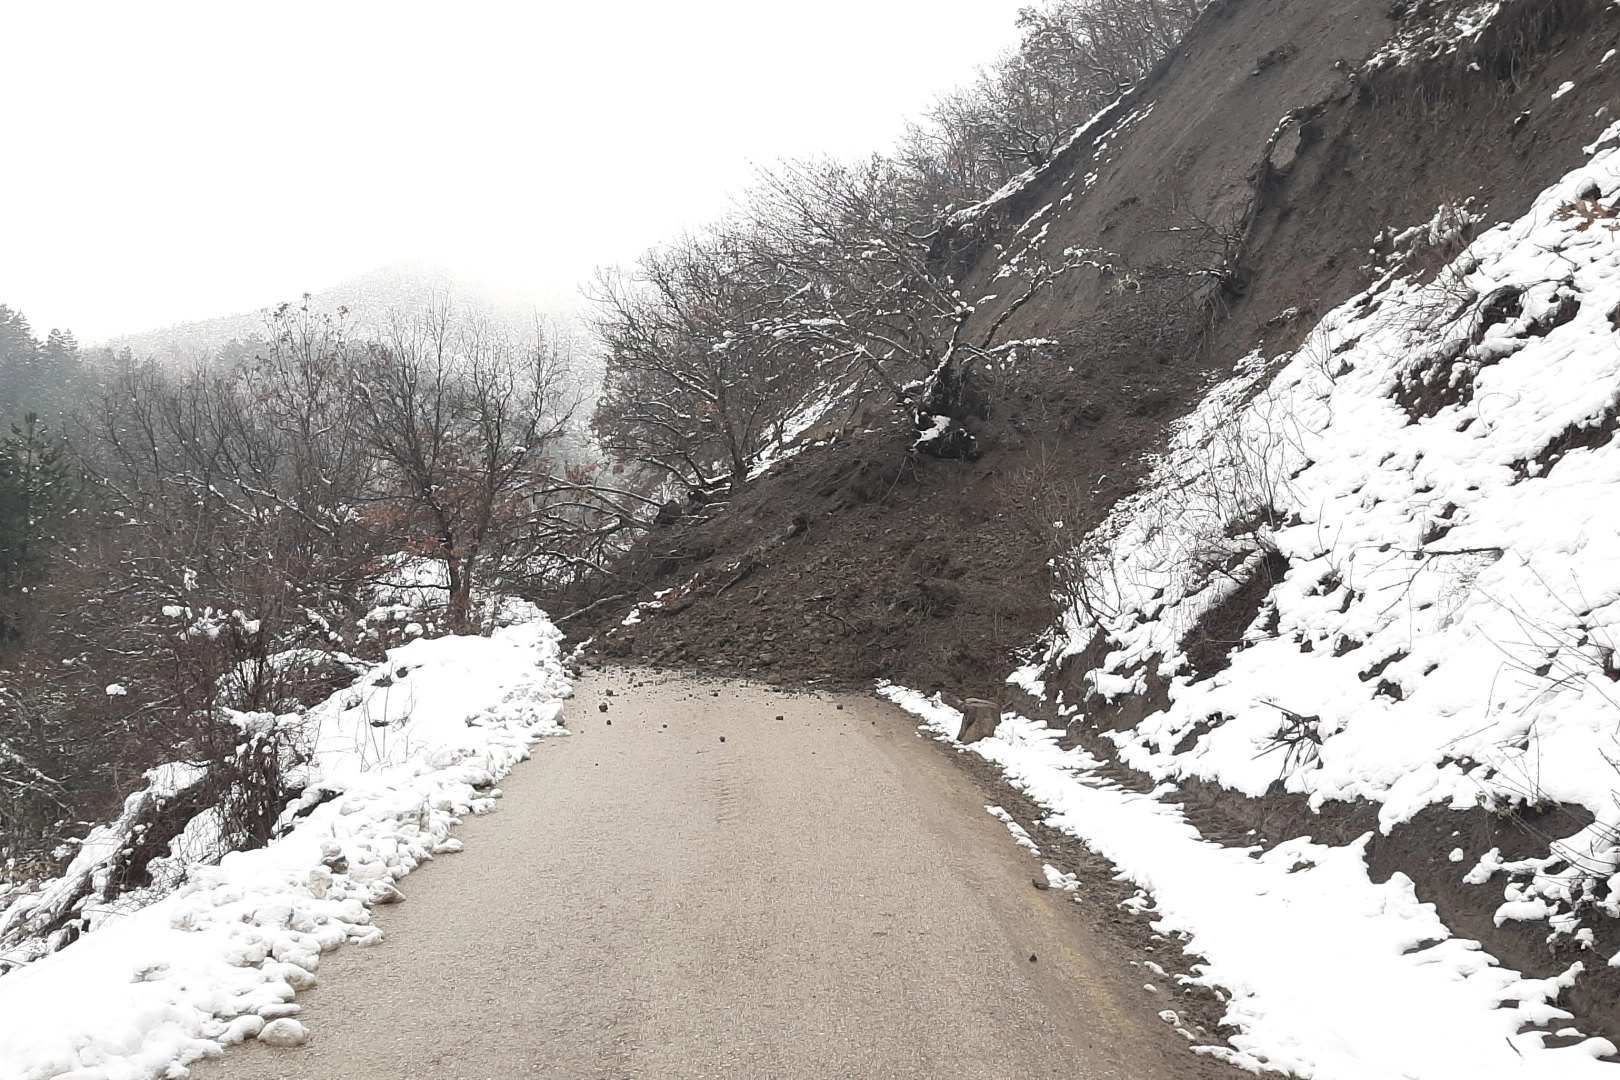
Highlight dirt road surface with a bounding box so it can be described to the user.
[201,669,1191,1079]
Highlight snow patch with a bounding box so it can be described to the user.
[0,613,573,1080]
[880,684,1619,1077]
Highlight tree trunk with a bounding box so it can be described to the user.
[444,554,473,632]
[911,355,983,460]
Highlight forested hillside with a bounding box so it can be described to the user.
[0,0,1222,962]
[580,0,1620,691]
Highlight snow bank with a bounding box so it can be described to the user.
[1010,117,1620,947]
[882,686,1618,1077]
[0,609,572,1080]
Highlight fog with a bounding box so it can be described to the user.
[2,1,1026,341]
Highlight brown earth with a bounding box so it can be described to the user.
[577,0,1620,702]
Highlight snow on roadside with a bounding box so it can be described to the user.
[999,118,1620,959]
[881,685,1618,1078]
[0,609,572,1080]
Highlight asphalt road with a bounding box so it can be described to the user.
[200,669,1175,1079]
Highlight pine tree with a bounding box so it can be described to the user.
[42,328,78,367]
[0,306,40,422]
[0,309,84,424]
[0,413,79,644]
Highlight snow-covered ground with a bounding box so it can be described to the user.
[885,687,1616,1078]
[879,105,1620,1078]
[0,610,572,1080]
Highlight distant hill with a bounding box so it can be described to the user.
[99,262,603,413]
[104,261,593,366]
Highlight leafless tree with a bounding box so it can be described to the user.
[897,0,1206,211]
[353,306,577,628]
[590,227,824,492]
[739,156,1077,456]
[590,0,1211,478]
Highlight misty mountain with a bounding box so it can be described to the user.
[101,262,599,388]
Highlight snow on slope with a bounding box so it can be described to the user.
[0,611,572,1080]
[885,120,1620,1075]
[883,687,1615,1077]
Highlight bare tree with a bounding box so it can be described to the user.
[740,156,1075,457]
[353,306,575,628]
[897,0,1206,211]
[590,227,823,492]
[589,0,1212,477]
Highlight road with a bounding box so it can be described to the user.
[200,668,1178,1079]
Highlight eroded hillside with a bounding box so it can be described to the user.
[582,0,1620,696]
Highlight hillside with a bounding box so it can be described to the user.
[585,0,1617,686]
[577,0,1620,1064]
[103,261,590,370]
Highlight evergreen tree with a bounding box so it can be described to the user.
[42,328,78,367]
[0,306,40,422]
[0,308,84,424]
[0,413,79,644]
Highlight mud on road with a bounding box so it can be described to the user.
[200,669,1235,1079]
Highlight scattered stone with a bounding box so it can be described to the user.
[599,702,609,712]
[1029,954,1038,963]
[1032,878,1050,891]
[258,1018,310,1048]
[606,719,612,725]
[606,689,615,696]
[257,1002,301,1020]
[957,699,1001,744]
[836,704,844,710]
[775,714,784,721]
[719,736,726,742]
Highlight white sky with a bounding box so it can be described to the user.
[2,1,1029,342]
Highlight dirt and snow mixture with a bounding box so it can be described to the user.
[0,609,572,1080]
[879,103,1620,1077]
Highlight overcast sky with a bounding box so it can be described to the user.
[2,2,1029,342]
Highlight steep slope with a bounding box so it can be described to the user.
[1001,133,1620,1055]
[582,0,1620,697]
